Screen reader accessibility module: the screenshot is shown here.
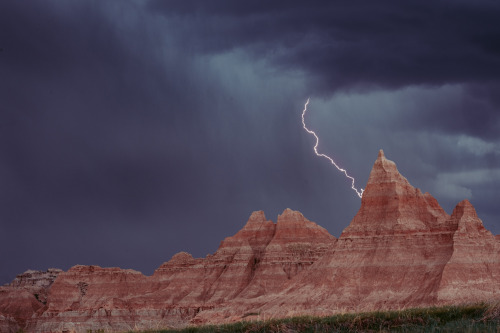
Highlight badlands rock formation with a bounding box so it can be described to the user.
[8,269,62,305]
[0,269,61,333]
[1,150,499,332]
[256,151,497,318]
[438,200,500,303]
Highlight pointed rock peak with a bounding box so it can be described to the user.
[367,150,409,186]
[275,209,335,241]
[247,210,268,224]
[278,208,305,223]
[452,200,480,222]
[218,211,276,251]
[343,150,449,236]
[241,210,274,231]
[378,149,385,160]
[455,199,475,210]
[450,199,489,235]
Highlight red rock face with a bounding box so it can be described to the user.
[0,269,61,332]
[0,287,43,332]
[335,150,456,308]
[2,150,499,332]
[20,210,332,332]
[29,266,153,333]
[256,150,458,318]
[437,200,500,303]
[192,209,335,324]
[343,150,451,236]
[237,209,335,297]
[8,269,62,305]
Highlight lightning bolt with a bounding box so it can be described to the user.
[301,98,364,198]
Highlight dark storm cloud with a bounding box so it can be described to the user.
[1,0,499,285]
[346,83,500,139]
[149,0,500,89]
[148,0,500,167]
[1,1,176,216]
[0,1,217,280]
[147,0,500,146]
[0,0,325,283]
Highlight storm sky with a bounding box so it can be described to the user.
[2,0,500,284]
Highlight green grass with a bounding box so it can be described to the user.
[132,303,500,332]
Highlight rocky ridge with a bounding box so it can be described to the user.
[1,150,499,332]
[0,269,62,333]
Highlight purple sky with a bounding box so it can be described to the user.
[2,0,500,284]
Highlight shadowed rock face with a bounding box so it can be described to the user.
[2,150,499,332]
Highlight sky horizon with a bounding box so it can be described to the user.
[2,0,500,284]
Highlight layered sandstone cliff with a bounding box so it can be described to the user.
[437,200,500,303]
[0,269,61,333]
[14,209,333,332]
[255,150,460,318]
[1,150,499,332]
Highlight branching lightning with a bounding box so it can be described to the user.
[301,98,364,198]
